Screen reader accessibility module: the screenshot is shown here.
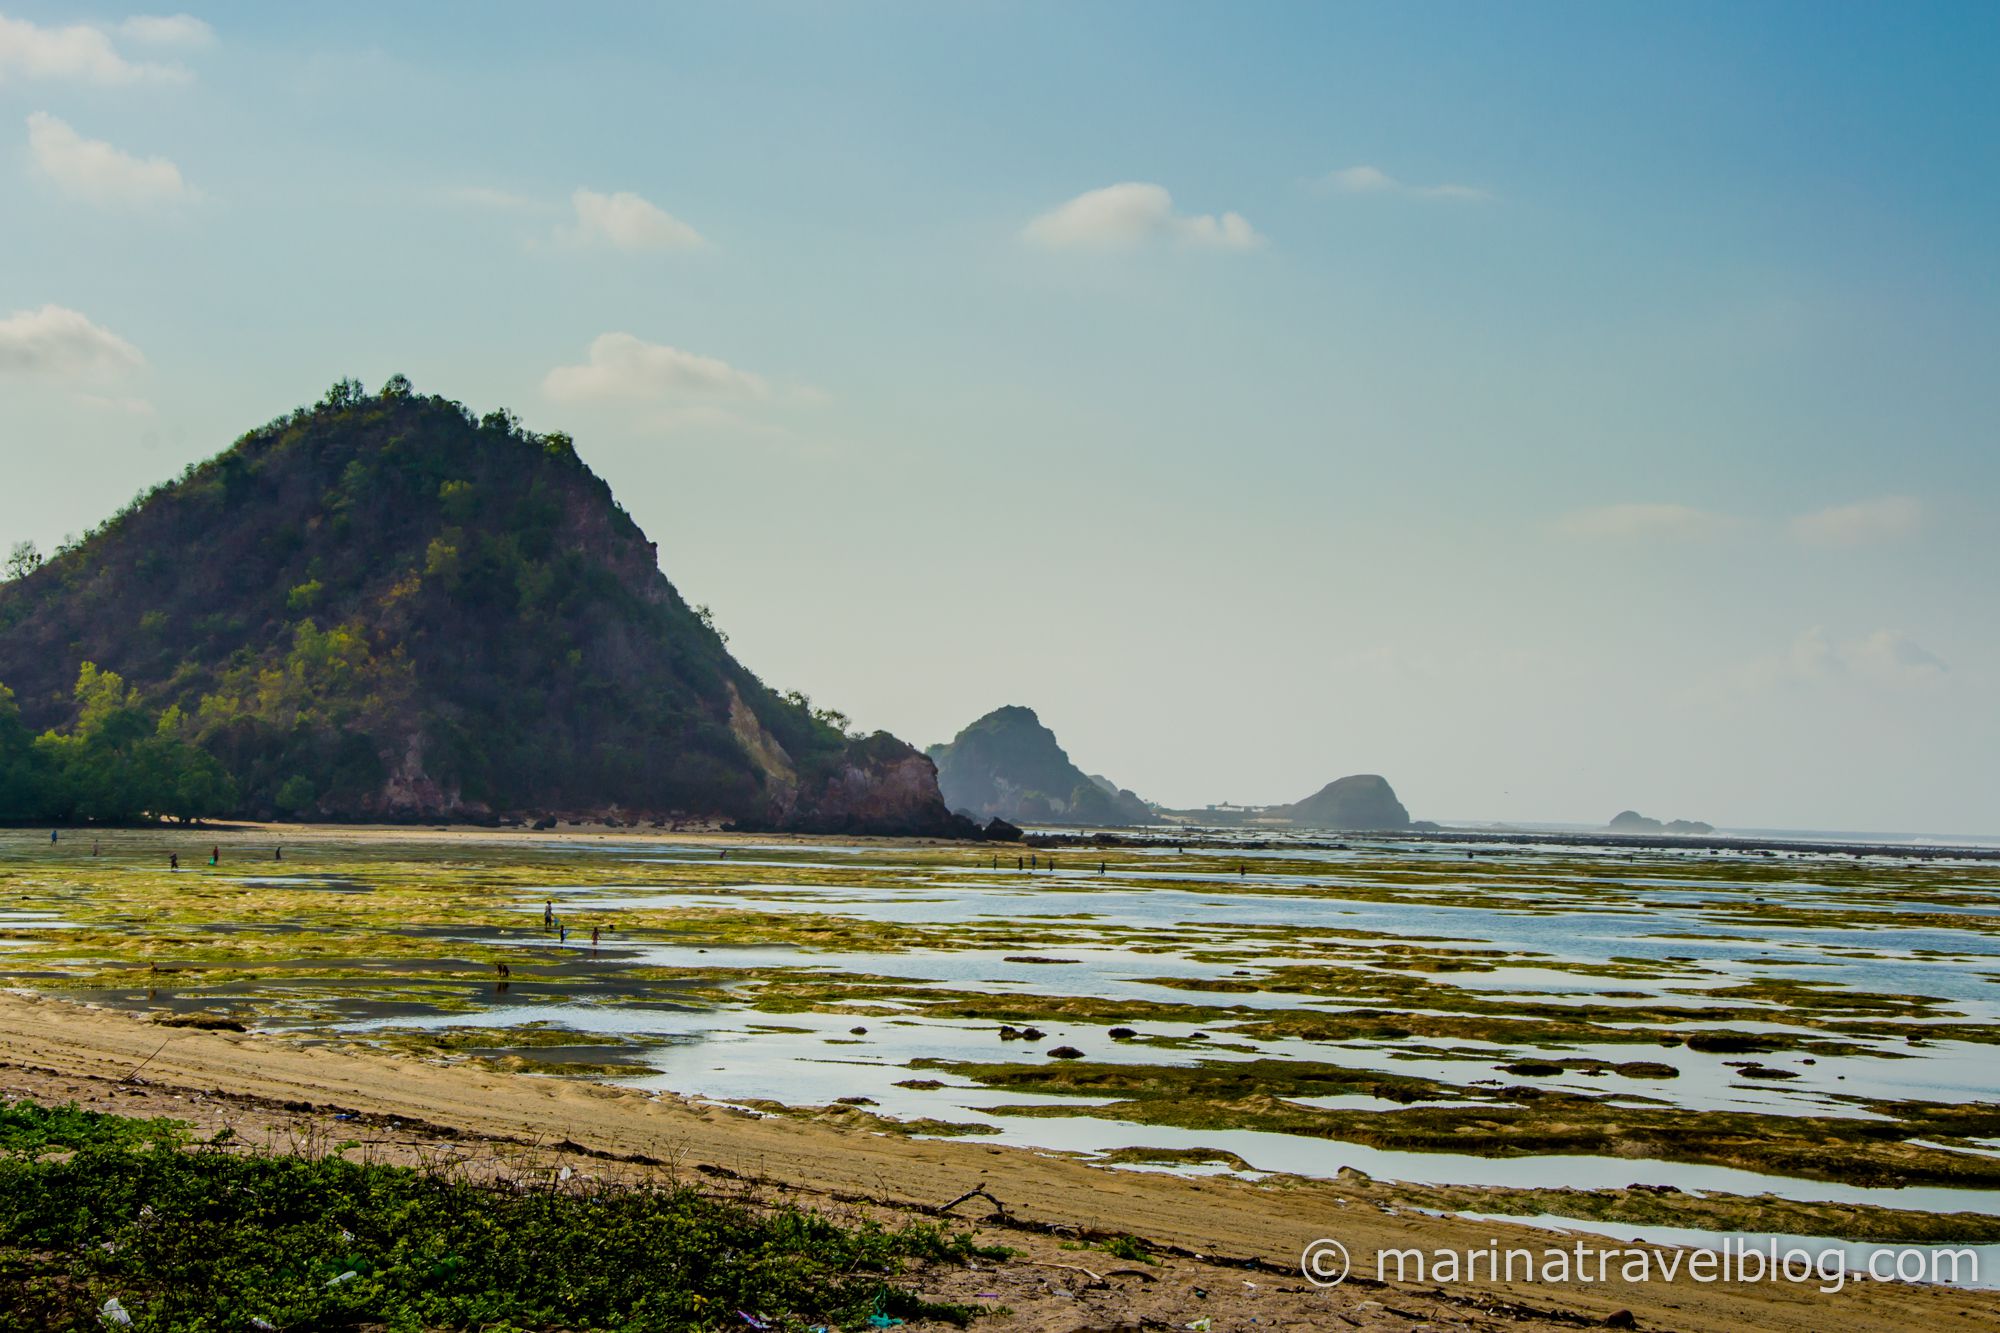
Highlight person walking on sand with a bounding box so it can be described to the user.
[169,853,178,871]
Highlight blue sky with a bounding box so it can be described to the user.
[3,3,1995,832]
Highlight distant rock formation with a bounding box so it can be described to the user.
[1608,810,1714,836]
[1269,775,1412,831]
[927,706,1158,827]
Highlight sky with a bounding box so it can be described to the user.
[1,3,1995,834]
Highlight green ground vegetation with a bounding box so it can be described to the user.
[0,1098,995,1332]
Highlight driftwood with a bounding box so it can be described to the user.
[938,1185,1007,1217]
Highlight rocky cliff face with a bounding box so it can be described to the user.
[750,733,974,836]
[0,378,969,836]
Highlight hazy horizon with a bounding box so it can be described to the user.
[3,4,1994,834]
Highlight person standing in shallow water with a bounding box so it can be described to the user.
[210,846,219,866]
[169,853,178,871]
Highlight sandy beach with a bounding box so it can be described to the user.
[1,989,1991,1331]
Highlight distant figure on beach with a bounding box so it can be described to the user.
[591,926,600,948]
[210,845,219,866]
[50,830,57,844]
[719,849,727,860]
[169,853,178,871]
[92,841,99,856]
[495,961,510,978]
[1237,865,1245,876]
[544,900,554,929]
[558,923,568,943]
[1099,862,1106,875]
[275,847,282,861]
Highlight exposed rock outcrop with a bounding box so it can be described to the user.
[1269,774,1411,831]
[927,705,1158,827]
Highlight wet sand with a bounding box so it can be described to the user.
[0,990,1991,1331]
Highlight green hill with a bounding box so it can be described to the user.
[926,705,1157,827]
[0,376,971,834]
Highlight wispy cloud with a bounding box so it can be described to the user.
[27,112,191,208]
[543,333,766,403]
[1788,496,1922,547]
[117,14,214,47]
[1552,503,1734,541]
[1737,626,1947,693]
[0,305,145,378]
[1023,182,1262,251]
[1318,164,1490,202]
[0,13,204,85]
[559,188,705,251]
[442,184,551,214]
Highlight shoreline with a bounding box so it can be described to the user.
[0,991,1993,1330]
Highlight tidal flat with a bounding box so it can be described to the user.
[3,825,1998,1252]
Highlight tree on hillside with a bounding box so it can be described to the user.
[3,541,41,582]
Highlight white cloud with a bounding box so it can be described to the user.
[0,14,197,84]
[1788,496,1921,547]
[561,188,704,251]
[26,112,190,207]
[0,305,145,377]
[1023,182,1262,251]
[1740,627,1947,692]
[1553,503,1734,541]
[543,333,766,403]
[118,14,215,47]
[1321,164,1490,202]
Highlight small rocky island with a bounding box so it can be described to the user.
[1609,810,1715,836]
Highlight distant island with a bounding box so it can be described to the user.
[1609,810,1715,836]
[0,377,973,836]
[1158,773,1414,832]
[928,705,1157,827]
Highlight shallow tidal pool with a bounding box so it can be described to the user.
[5,824,2000,1251]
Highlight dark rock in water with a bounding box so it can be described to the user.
[982,817,1025,842]
[1268,775,1411,831]
[848,1026,867,1035]
[1615,1062,1680,1079]
[1498,1059,1567,1077]
[1107,1027,1136,1039]
[1046,1046,1084,1059]
[927,706,1158,827]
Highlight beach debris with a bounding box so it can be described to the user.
[326,1270,358,1287]
[249,1319,278,1332]
[737,1313,769,1329]
[99,1297,133,1327]
[939,1185,1007,1218]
